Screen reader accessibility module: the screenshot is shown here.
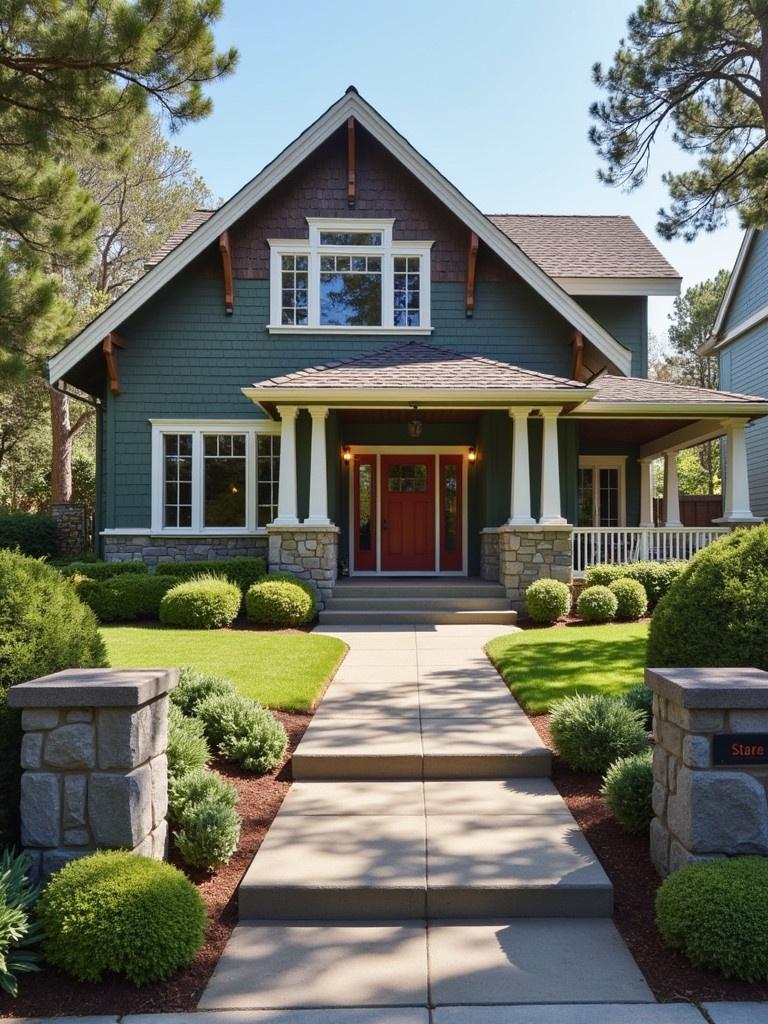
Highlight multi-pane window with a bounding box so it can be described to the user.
[393,256,420,327]
[320,254,382,326]
[281,254,309,326]
[387,463,428,493]
[257,434,281,527]
[204,434,247,528]
[578,460,624,527]
[163,434,193,528]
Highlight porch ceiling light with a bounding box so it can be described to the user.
[408,404,422,439]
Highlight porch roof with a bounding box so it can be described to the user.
[579,372,768,415]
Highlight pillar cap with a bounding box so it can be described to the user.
[646,667,768,708]
[8,668,178,709]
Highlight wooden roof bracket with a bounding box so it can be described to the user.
[465,231,479,317]
[571,329,585,381]
[347,116,356,208]
[219,230,234,315]
[102,332,126,395]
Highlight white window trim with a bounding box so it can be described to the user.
[150,419,280,536]
[578,455,627,527]
[267,218,433,334]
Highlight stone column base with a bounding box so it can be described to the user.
[267,525,339,609]
[497,525,573,609]
[480,529,500,582]
[52,503,87,559]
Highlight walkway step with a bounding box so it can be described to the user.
[318,609,518,626]
[333,581,507,599]
[325,597,512,612]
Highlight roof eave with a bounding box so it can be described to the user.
[573,400,768,417]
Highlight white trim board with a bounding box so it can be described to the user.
[554,276,681,297]
[49,89,633,382]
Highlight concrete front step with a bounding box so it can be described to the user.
[319,609,518,626]
[325,597,512,612]
[333,581,507,599]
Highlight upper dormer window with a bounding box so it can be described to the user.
[268,219,432,334]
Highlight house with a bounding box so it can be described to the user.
[701,229,768,519]
[49,89,768,611]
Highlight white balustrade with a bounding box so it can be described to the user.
[572,527,730,575]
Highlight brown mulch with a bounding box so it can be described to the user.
[531,713,768,1004]
[0,711,311,1019]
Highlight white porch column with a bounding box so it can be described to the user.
[722,418,757,520]
[273,405,299,525]
[507,408,536,526]
[639,457,655,528]
[663,451,682,527]
[539,407,567,525]
[306,406,331,525]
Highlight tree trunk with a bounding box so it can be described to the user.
[50,388,74,504]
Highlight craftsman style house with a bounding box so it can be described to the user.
[701,229,768,520]
[49,90,768,609]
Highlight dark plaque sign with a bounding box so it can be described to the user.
[713,734,768,766]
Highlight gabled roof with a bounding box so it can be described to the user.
[49,88,634,384]
[700,228,757,354]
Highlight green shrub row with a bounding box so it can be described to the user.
[155,556,266,597]
[74,573,174,623]
[0,512,57,558]
[58,560,148,580]
[584,560,685,605]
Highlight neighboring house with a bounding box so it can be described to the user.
[49,89,768,609]
[701,229,768,519]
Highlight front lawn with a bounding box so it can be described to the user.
[102,625,346,711]
[487,621,649,713]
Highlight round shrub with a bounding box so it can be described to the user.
[168,767,237,822]
[174,799,242,870]
[74,572,174,623]
[196,691,288,773]
[37,851,206,985]
[622,683,653,730]
[525,579,571,624]
[648,526,768,671]
[576,585,618,623]
[549,693,648,773]
[159,573,241,629]
[608,578,648,621]
[601,749,653,833]
[245,577,316,627]
[585,561,685,606]
[167,705,210,784]
[171,666,236,717]
[656,858,768,980]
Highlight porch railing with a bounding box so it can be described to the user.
[572,526,730,575]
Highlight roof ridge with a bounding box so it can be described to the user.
[486,213,634,220]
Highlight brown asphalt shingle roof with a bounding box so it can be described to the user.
[488,215,680,280]
[251,342,585,391]
[589,373,766,405]
[145,209,217,267]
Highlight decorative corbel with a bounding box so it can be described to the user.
[219,230,234,315]
[465,231,479,317]
[571,329,585,380]
[347,116,356,208]
[102,332,126,395]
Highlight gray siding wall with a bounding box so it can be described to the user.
[720,331,768,517]
[726,230,768,326]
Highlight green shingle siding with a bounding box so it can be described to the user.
[577,295,648,377]
[719,324,768,517]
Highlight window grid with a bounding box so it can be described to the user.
[163,433,193,529]
[281,254,309,326]
[394,255,420,327]
[257,434,281,527]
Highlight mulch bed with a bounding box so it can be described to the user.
[530,713,768,1004]
[0,711,311,1019]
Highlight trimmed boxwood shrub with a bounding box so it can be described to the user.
[0,512,56,558]
[608,577,648,621]
[622,683,653,729]
[601,749,653,833]
[584,561,685,606]
[159,574,241,629]
[155,557,265,599]
[656,858,768,980]
[167,706,210,784]
[549,693,648,773]
[245,576,316,627]
[58,561,147,580]
[168,768,240,871]
[576,585,618,623]
[168,766,237,821]
[525,579,571,624]
[74,573,175,623]
[171,666,236,717]
[38,851,206,985]
[648,526,768,671]
[196,691,288,773]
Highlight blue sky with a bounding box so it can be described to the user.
[173,0,743,345]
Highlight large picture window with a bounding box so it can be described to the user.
[152,422,280,534]
[268,219,432,333]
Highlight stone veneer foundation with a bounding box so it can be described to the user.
[9,668,176,880]
[267,525,339,609]
[102,534,268,566]
[646,666,768,876]
[52,502,88,559]
[482,526,573,609]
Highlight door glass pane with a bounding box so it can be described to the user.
[388,464,428,493]
[443,462,458,551]
[577,467,594,527]
[358,463,372,551]
[598,468,619,527]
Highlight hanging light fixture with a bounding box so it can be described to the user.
[407,404,423,439]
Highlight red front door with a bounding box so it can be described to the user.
[381,455,435,571]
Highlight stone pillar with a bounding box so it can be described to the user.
[508,408,536,526]
[497,525,573,610]
[646,666,768,877]
[51,502,87,559]
[8,668,176,880]
[306,406,331,526]
[273,405,299,525]
[662,452,682,527]
[539,408,567,526]
[267,525,339,609]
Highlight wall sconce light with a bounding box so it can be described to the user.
[468,446,477,463]
[342,446,352,463]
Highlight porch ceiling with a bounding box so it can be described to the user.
[577,417,698,446]
[339,408,481,423]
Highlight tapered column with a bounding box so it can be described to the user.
[273,405,299,525]
[306,406,331,525]
[539,407,567,525]
[639,457,655,528]
[723,419,756,520]
[663,451,682,527]
[507,408,536,525]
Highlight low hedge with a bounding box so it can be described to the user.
[159,574,242,629]
[38,851,206,985]
[584,561,685,606]
[74,573,175,623]
[0,512,57,558]
[155,557,265,598]
[601,749,653,834]
[576,585,617,623]
[245,576,316,627]
[549,693,648,773]
[525,579,571,624]
[57,561,148,580]
[656,858,768,980]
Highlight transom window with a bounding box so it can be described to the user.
[268,219,432,333]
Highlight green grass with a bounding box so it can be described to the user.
[101,625,346,712]
[487,621,649,714]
